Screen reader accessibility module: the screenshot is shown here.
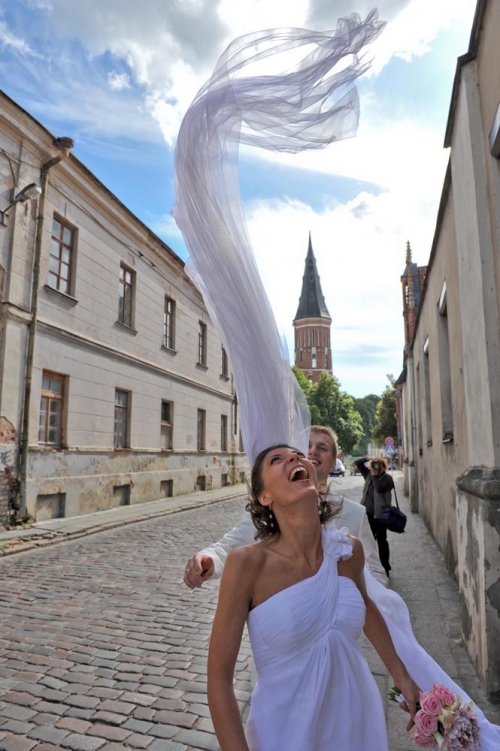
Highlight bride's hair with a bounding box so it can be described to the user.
[246,444,339,540]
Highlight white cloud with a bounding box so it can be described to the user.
[0,20,37,55]
[18,0,475,145]
[242,113,448,395]
[108,72,131,91]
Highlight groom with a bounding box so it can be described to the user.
[183,425,388,588]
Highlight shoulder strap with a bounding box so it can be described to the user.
[393,485,400,509]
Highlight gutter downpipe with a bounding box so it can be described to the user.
[17,139,74,519]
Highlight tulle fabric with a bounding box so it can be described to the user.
[172,10,385,462]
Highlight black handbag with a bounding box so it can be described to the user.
[378,487,407,533]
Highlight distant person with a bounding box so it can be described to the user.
[354,456,394,577]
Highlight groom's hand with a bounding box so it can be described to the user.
[184,553,215,589]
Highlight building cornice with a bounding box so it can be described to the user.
[37,318,235,402]
[444,0,488,148]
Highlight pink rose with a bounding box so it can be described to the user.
[414,710,439,736]
[431,684,456,707]
[420,690,443,715]
[413,729,438,748]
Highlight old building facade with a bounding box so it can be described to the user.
[398,0,500,702]
[0,91,247,525]
[293,234,332,383]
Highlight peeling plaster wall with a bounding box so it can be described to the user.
[457,484,500,702]
[26,448,248,519]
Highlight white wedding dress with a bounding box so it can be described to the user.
[246,528,389,751]
[245,528,500,751]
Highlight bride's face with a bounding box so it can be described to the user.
[258,446,319,509]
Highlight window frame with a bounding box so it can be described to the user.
[114,389,130,449]
[197,408,206,451]
[164,296,176,350]
[161,400,173,450]
[221,414,228,452]
[198,321,208,366]
[221,346,229,377]
[48,216,76,296]
[118,263,135,329]
[38,371,65,447]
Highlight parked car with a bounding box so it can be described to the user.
[350,463,361,476]
[329,459,345,477]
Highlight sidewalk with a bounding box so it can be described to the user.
[0,483,247,557]
[355,473,500,750]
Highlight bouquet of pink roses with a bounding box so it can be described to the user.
[389,684,481,750]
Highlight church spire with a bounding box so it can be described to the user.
[294,234,331,321]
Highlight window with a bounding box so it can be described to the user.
[312,353,317,368]
[423,338,432,446]
[198,321,207,366]
[36,492,65,521]
[164,297,176,350]
[161,401,173,450]
[161,479,173,498]
[437,283,453,441]
[416,362,423,455]
[113,484,131,506]
[239,430,244,453]
[197,408,206,450]
[114,389,130,448]
[221,346,229,377]
[233,394,238,435]
[299,348,303,362]
[221,415,228,452]
[118,264,134,328]
[49,217,75,295]
[39,371,64,446]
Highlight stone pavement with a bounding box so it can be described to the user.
[0,485,247,558]
[0,474,499,750]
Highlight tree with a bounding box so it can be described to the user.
[372,374,398,445]
[293,368,363,453]
[292,366,321,424]
[351,394,379,454]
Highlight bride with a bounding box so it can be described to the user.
[207,444,419,751]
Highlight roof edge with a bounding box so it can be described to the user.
[444,0,488,148]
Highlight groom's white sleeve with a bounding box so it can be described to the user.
[330,496,389,587]
[198,512,256,579]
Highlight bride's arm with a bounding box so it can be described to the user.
[207,546,256,751]
[342,538,420,730]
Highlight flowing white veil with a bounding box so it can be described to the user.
[172,10,385,464]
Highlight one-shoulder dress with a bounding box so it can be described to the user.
[245,528,389,751]
[244,527,500,751]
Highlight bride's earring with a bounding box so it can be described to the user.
[268,504,274,528]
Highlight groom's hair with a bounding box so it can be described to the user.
[310,425,338,462]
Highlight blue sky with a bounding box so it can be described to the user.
[0,0,476,396]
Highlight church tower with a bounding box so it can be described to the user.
[293,234,332,383]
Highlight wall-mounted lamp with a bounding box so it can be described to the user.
[0,182,42,227]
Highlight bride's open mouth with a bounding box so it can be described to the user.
[289,466,309,482]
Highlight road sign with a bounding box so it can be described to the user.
[385,445,396,455]
[384,436,395,446]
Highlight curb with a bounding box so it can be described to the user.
[0,489,246,558]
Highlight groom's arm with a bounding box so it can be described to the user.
[183,512,256,588]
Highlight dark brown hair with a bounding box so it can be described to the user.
[246,443,338,541]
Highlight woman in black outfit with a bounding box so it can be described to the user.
[354,456,394,577]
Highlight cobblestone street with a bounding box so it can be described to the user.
[1,478,499,751]
[0,496,252,751]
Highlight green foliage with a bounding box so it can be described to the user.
[293,368,363,454]
[372,374,398,445]
[351,394,379,454]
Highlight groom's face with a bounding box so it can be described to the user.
[308,432,336,483]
